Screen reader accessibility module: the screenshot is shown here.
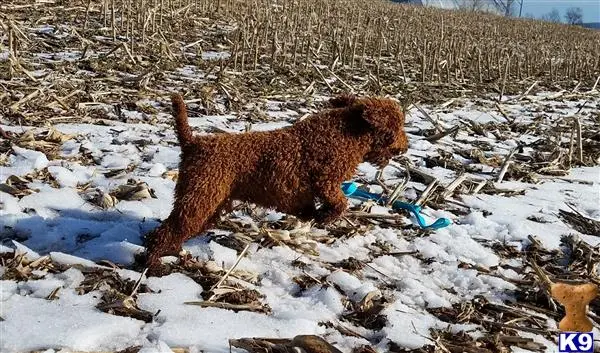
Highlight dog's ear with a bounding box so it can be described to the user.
[349,97,405,147]
[328,94,357,108]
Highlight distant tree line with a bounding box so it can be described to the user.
[390,0,520,16]
[389,1,586,26]
[527,7,584,25]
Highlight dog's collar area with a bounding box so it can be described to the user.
[341,181,451,230]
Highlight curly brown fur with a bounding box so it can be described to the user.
[144,94,408,274]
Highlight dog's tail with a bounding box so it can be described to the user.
[171,94,194,146]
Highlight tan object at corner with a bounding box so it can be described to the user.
[550,282,599,332]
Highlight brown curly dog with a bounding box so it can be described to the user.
[144,93,408,273]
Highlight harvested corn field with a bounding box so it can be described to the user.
[0,0,599,352]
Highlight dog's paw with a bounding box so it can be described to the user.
[314,210,344,225]
[146,264,173,277]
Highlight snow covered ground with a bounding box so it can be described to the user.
[0,88,599,353]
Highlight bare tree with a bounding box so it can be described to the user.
[564,7,583,25]
[458,0,485,12]
[504,0,515,16]
[541,8,561,23]
[486,0,517,16]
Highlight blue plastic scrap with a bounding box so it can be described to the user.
[341,181,451,230]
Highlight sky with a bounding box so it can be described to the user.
[519,0,600,23]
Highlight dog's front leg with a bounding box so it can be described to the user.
[314,183,347,224]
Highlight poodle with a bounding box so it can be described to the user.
[143,93,408,273]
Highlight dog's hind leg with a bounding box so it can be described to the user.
[144,219,185,271]
[144,184,231,272]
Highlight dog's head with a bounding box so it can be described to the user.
[329,94,408,168]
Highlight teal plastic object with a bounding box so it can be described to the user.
[341,181,451,230]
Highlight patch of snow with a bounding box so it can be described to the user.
[250,121,292,131]
[49,252,106,268]
[12,241,41,260]
[201,51,231,60]
[0,192,22,215]
[0,293,144,353]
[1,146,49,181]
[47,166,80,188]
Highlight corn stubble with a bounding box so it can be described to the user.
[3,0,599,96]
